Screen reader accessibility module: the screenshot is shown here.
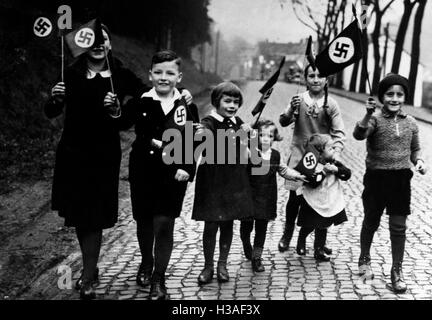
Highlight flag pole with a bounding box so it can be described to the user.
[61,36,64,82]
[104,46,115,95]
[352,4,373,95]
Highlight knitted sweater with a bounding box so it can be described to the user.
[353,109,421,170]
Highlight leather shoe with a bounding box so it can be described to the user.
[323,246,333,255]
[296,240,306,255]
[79,280,96,300]
[150,280,169,300]
[136,265,152,287]
[390,262,407,293]
[217,263,229,283]
[314,248,331,262]
[252,258,265,272]
[197,267,214,285]
[75,267,99,291]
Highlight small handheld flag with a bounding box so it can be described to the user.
[315,19,363,77]
[305,36,316,71]
[65,18,104,58]
[294,145,320,179]
[251,56,286,117]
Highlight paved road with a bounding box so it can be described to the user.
[25,81,432,300]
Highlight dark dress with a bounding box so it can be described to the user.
[124,94,198,220]
[248,148,281,221]
[297,160,351,228]
[44,58,144,229]
[192,115,253,222]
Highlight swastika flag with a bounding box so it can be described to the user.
[294,145,320,179]
[251,56,285,116]
[315,19,363,77]
[65,18,104,58]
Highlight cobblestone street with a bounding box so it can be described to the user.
[24,81,432,300]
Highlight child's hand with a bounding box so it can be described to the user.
[323,163,338,174]
[175,169,190,182]
[365,97,376,115]
[181,89,193,105]
[51,82,66,103]
[104,92,121,117]
[290,95,301,113]
[241,123,253,133]
[151,139,163,149]
[415,159,427,175]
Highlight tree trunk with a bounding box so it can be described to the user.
[371,11,383,94]
[391,0,415,74]
[408,0,426,105]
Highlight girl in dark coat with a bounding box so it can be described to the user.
[45,26,144,299]
[192,82,253,285]
[240,119,306,272]
[122,50,197,300]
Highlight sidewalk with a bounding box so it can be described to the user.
[329,87,432,125]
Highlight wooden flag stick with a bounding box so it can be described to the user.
[104,46,115,94]
[61,35,65,82]
[352,4,373,95]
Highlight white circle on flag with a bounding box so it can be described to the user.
[74,28,95,48]
[33,17,53,37]
[329,37,355,64]
[302,152,317,170]
[174,106,187,126]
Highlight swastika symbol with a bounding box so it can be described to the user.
[174,106,186,125]
[262,87,274,103]
[74,28,95,48]
[333,42,350,59]
[33,17,52,37]
[329,37,354,64]
[303,152,317,169]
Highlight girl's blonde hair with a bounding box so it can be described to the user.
[305,133,332,154]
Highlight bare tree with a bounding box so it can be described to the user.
[391,0,416,74]
[370,0,396,94]
[408,0,426,105]
[291,0,347,52]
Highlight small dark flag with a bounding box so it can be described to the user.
[294,145,320,179]
[65,18,104,58]
[251,56,286,116]
[305,36,316,71]
[315,19,363,77]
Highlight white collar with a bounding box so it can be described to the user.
[141,87,182,101]
[303,91,325,106]
[86,69,112,79]
[142,88,182,115]
[210,110,237,124]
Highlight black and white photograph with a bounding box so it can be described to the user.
[1,0,432,310]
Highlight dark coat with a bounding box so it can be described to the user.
[124,95,198,220]
[248,149,281,221]
[44,58,144,229]
[192,115,253,222]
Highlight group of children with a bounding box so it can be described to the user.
[47,32,426,300]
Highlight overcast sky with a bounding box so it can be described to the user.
[208,0,432,69]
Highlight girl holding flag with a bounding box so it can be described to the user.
[46,24,144,300]
[278,63,346,256]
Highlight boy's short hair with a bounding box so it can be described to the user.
[211,82,243,108]
[151,50,182,70]
[253,119,283,141]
